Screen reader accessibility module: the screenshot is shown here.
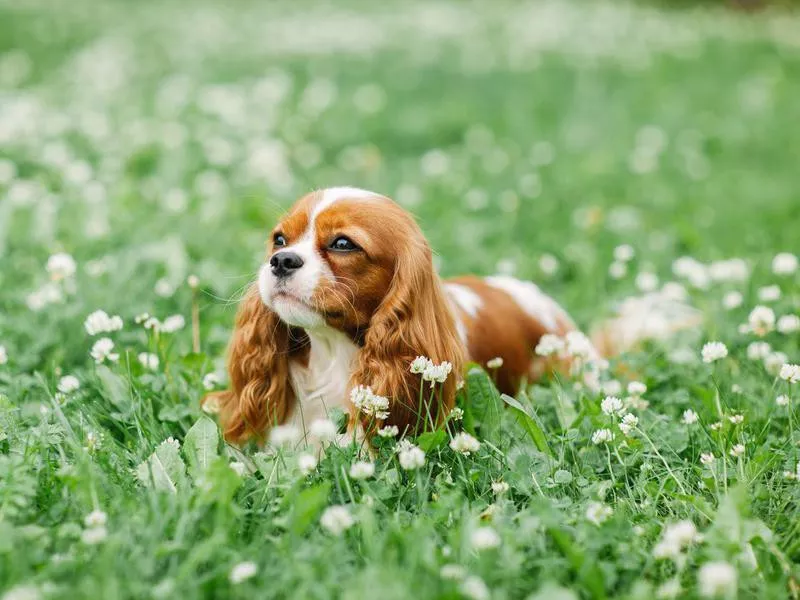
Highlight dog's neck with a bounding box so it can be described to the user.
[283,325,360,447]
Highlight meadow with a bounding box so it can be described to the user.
[1,0,800,598]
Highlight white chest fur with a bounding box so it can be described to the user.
[284,327,359,446]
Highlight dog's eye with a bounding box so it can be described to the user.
[273,234,287,247]
[329,236,358,252]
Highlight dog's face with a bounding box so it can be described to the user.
[258,187,412,336]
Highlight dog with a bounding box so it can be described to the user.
[205,187,697,447]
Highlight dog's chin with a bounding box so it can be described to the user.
[269,292,326,329]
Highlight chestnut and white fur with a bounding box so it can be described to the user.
[207,187,697,446]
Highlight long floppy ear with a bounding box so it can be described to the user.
[204,285,296,444]
[351,239,464,435]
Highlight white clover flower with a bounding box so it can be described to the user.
[491,481,510,495]
[309,418,338,442]
[202,372,220,390]
[591,428,614,445]
[701,342,728,363]
[636,272,659,292]
[535,333,565,357]
[90,338,119,363]
[397,440,426,470]
[661,281,688,301]
[486,356,504,369]
[440,564,467,580]
[538,254,559,275]
[143,317,161,332]
[422,360,453,386]
[270,424,301,446]
[748,305,775,336]
[0,345,7,365]
[565,331,594,360]
[709,421,723,431]
[377,425,399,438]
[602,380,623,396]
[46,252,77,281]
[609,261,627,279]
[84,431,102,453]
[410,356,432,374]
[26,283,63,312]
[470,526,501,550]
[627,381,647,397]
[729,444,745,458]
[201,395,220,415]
[776,395,790,407]
[460,576,490,600]
[161,315,185,333]
[187,274,200,289]
[84,310,124,336]
[320,505,355,536]
[449,407,464,421]
[757,285,781,302]
[746,341,771,361]
[349,461,375,480]
[57,375,80,394]
[765,351,789,375]
[585,501,613,525]
[698,561,737,598]
[350,385,390,419]
[81,526,108,545]
[229,461,247,477]
[449,432,480,455]
[614,244,635,262]
[2,584,41,600]
[728,414,744,425]
[656,578,681,599]
[777,315,800,334]
[297,453,317,475]
[653,520,699,560]
[699,453,715,466]
[682,409,699,425]
[84,510,107,528]
[772,252,798,276]
[154,279,174,298]
[722,291,743,310]
[601,396,624,416]
[780,363,800,384]
[229,561,258,584]
[709,259,749,282]
[137,352,159,370]
[619,413,638,436]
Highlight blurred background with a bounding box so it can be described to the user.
[0,0,798,370]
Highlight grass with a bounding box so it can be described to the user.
[1,0,800,598]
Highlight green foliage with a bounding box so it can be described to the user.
[1,0,799,598]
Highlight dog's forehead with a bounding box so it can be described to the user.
[279,187,387,233]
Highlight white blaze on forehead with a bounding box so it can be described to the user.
[315,186,379,218]
[445,283,484,318]
[485,275,570,331]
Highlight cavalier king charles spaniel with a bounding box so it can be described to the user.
[207,186,696,447]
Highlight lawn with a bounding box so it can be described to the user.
[1,0,799,598]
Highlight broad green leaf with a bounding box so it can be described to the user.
[135,439,186,493]
[197,457,242,505]
[96,365,132,414]
[290,482,332,536]
[502,393,553,457]
[417,429,446,452]
[464,367,501,440]
[183,416,219,480]
[548,527,607,600]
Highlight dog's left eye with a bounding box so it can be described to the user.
[329,236,359,252]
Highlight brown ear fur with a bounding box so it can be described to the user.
[350,236,464,436]
[204,285,298,444]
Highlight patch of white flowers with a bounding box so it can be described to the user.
[585,502,613,525]
[779,363,800,384]
[84,309,123,336]
[349,461,375,480]
[698,561,737,598]
[320,505,355,536]
[57,375,80,394]
[592,428,614,445]
[396,439,426,470]
[449,432,480,455]
[350,385,390,419]
[229,561,257,584]
[652,520,700,560]
[410,356,454,386]
[90,338,119,363]
[701,341,728,363]
[470,526,501,550]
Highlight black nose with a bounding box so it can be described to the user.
[269,251,304,277]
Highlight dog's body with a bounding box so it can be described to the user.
[207,187,693,446]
